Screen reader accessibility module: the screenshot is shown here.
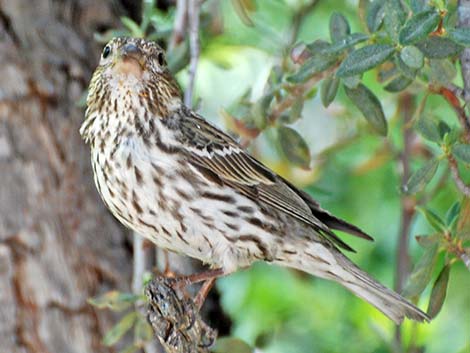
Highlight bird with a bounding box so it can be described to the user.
[80,37,430,325]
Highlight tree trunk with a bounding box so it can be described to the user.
[0,1,134,352]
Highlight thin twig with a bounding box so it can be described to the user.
[184,0,201,107]
[169,0,188,51]
[448,155,470,196]
[395,93,416,348]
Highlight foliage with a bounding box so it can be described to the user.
[89,0,470,352]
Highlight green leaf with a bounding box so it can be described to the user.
[321,77,340,107]
[342,75,361,88]
[403,158,439,194]
[337,44,395,77]
[415,115,441,143]
[384,0,407,42]
[416,36,463,58]
[384,75,412,92]
[120,17,144,37]
[443,128,460,146]
[88,291,141,312]
[446,201,461,227]
[399,10,440,45]
[320,33,370,55]
[448,28,470,46]
[416,207,447,232]
[278,126,311,169]
[134,316,153,345]
[429,59,457,85]
[427,265,450,319]
[410,0,431,13]
[212,338,254,353]
[400,45,424,69]
[437,120,451,139]
[251,93,273,129]
[344,83,388,135]
[330,12,350,42]
[367,0,386,33]
[452,143,470,163]
[403,245,439,298]
[103,312,138,346]
[231,0,255,26]
[288,97,304,124]
[287,55,338,83]
[395,54,417,78]
[415,234,440,248]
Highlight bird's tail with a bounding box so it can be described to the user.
[276,241,430,325]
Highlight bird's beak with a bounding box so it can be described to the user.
[115,43,145,76]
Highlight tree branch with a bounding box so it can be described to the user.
[146,277,216,353]
[169,0,188,50]
[395,93,416,347]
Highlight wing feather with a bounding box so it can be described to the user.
[178,111,369,251]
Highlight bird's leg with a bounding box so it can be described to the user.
[194,277,217,310]
[172,268,225,288]
[165,268,225,310]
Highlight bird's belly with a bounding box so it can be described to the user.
[91,141,278,272]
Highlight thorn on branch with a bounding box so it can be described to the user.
[146,276,216,353]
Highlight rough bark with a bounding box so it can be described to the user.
[0,1,134,352]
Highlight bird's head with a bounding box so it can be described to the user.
[86,37,181,117]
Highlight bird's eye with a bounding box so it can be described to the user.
[102,45,111,59]
[157,52,166,66]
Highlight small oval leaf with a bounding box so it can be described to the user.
[400,45,424,69]
[330,12,350,42]
[287,55,338,83]
[384,0,407,42]
[320,33,370,55]
[367,0,386,33]
[399,10,440,45]
[337,44,395,77]
[429,59,457,85]
[416,206,447,233]
[415,234,440,249]
[446,201,461,227]
[403,245,439,298]
[415,115,441,143]
[321,77,340,107]
[416,37,463,58]
[384,75,412,92]
[452,143,470,163]
[403,158,439,194]
[448,28,470,46]
[427,265,450,319]
[278,126,311,169]
[344,83,388,135]
[395,54,418,79]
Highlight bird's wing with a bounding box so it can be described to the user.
[177,111,369,251]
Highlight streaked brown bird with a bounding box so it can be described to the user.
[81,37,429,324]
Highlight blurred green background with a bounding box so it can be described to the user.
[175,1,470,352]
